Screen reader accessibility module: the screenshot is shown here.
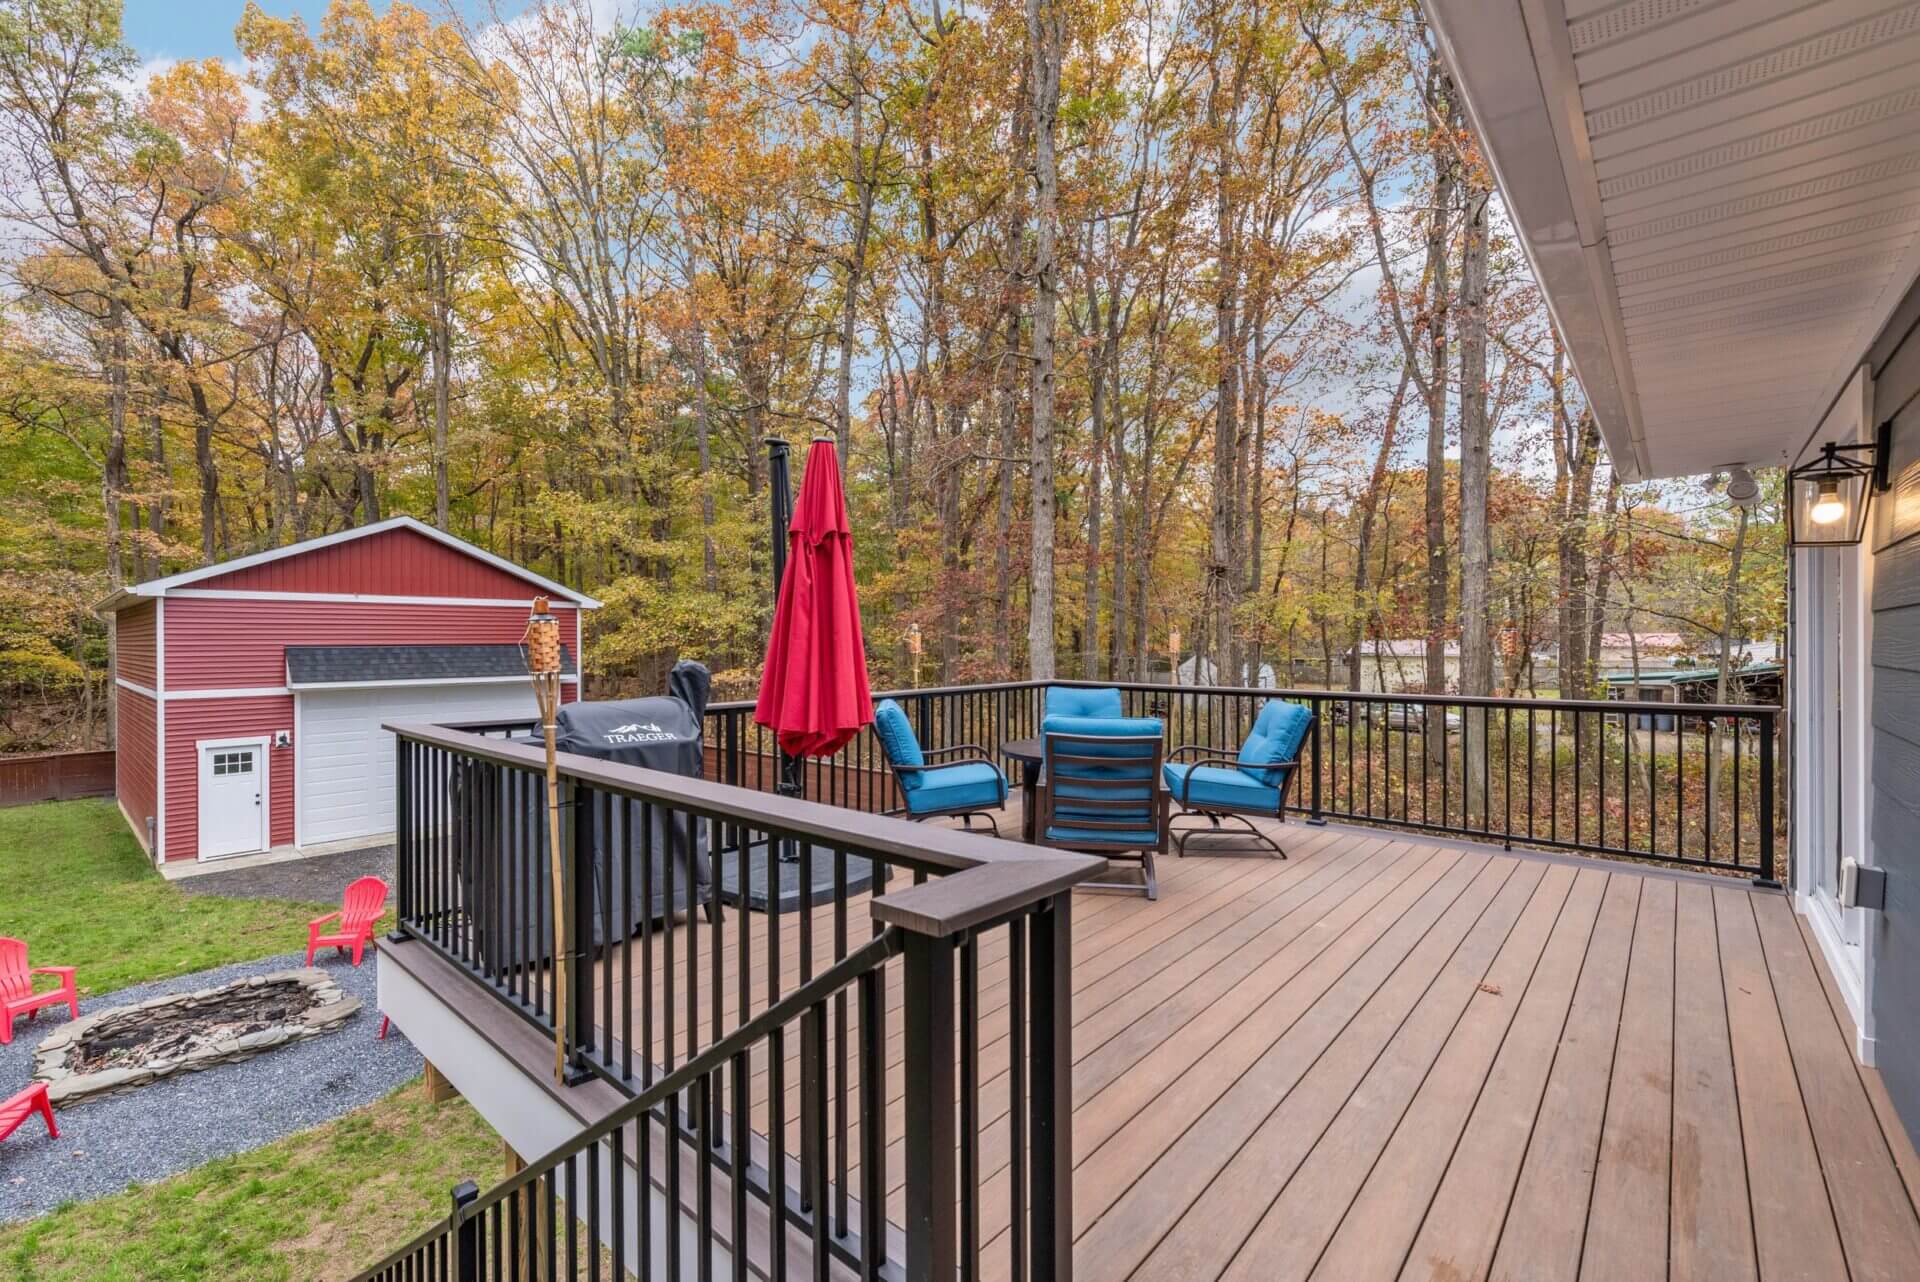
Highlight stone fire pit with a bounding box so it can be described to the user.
[33,968,361,1106]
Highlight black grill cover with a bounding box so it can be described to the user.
[463,661,717,968]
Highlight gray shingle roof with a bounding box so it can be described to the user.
[285,644,575,687]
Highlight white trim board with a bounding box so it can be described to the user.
[154,598,165,862]
[97,515,602,611]
[166,589,586,609]
[1800,887,1875,1064]
[160,685,292,701]
[120,679,572,701]
[287,674,579,692]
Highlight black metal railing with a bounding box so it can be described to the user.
[701,680,1050,817]
[369,721,1099,1281]
[704,678,1779,880]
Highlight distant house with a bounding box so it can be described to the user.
[1595,632,1689,670]
[1344,639,1461,694]
[96,517,599,871]
[1174,655,1278,689]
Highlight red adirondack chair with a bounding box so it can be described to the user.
[0,1081,57,1144]
[306,875,389,967]
[1,937,77,1046]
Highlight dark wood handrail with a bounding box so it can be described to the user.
[703,676,1776,721]
[385,719,1105,886]
[1044,676,1778,718]
[871,857,1098,938]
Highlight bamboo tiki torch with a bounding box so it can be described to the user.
[525,596,568,1082]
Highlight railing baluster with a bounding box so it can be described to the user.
[902,931,957,1280]
[858,965,887,1282]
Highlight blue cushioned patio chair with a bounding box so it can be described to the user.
[1043,685,1125,720]
[1163,699,1313,858]
[872,698,1009,835]
[1036,714,1168,900]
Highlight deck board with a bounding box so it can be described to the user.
[567,811,1920,1280]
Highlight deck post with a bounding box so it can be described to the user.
[902,930,958,1279]
[1030,895,1074,1282]
[1307,696,1326,824]
[449,1179,480,1282]
[1755,708,1780,888]
[388,738,412,942]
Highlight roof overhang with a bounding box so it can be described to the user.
[95,516,603,614]
[285,643,577,690]
[1421,0,1920,480]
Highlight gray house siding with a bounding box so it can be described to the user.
[1869,275,1920,1140]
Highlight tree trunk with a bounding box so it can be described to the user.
[1423,164,1454,703]
[104,301,129,746]
[1207,69,1242,688]
[1025,0,1063,680]
[1081,310,1108,680]
[1349,368,1411,691]
[432,235,452,530]
[1457,186,1492,817]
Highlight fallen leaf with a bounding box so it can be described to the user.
[1477,982,1502,996]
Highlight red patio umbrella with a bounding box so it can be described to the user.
[755,437,874,763]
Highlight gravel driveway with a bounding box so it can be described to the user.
[0,949,417,1223]
[175,845,395,903]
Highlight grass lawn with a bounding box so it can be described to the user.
[0,1083,501,1282]
[0,798,334,994]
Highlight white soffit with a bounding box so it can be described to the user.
[1423,0,1920,479]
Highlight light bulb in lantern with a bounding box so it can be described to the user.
[1810,477,1846,526]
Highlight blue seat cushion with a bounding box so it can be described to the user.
[1045,824,1160,847]
[905,761,1006,814]
[1237,701,1310,786]
[873,699,925,781]
[1044,687,1124,719]
[1164,763,1283,813]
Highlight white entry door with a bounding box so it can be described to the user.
[199,740,268,859]
[297,683,540,847]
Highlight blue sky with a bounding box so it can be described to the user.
[122,3,321,62]
[121,2,523,63]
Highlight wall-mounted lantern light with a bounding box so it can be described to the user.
[1788,421,1891,547]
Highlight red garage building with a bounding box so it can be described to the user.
[98,517,598,870]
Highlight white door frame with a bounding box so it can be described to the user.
[1791,365,1877,1063]
[196,735,271,861]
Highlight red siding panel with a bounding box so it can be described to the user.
[116,686,159,853]
[196,527,556,600]
[116,600,157,688]
[162,597,578,690]
[163,695,295,861]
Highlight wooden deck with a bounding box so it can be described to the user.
[590,811,1920,1281]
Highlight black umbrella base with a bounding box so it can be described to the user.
[717,839,878,914]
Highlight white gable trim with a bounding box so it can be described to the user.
[102,516,601,610]
[165,589,584,609]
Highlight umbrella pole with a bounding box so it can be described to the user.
[767,439,804,867]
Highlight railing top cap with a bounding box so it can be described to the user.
[707,678,1777,718]
[384,720,1106,885]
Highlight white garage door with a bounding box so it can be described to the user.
[298,684,541,847]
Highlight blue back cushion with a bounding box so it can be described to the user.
[872,699,925,785]
[1238,700,1310,785]
[1041,713,1163,744]
[1044,686,1124,719]
[1043,716,1162,835]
